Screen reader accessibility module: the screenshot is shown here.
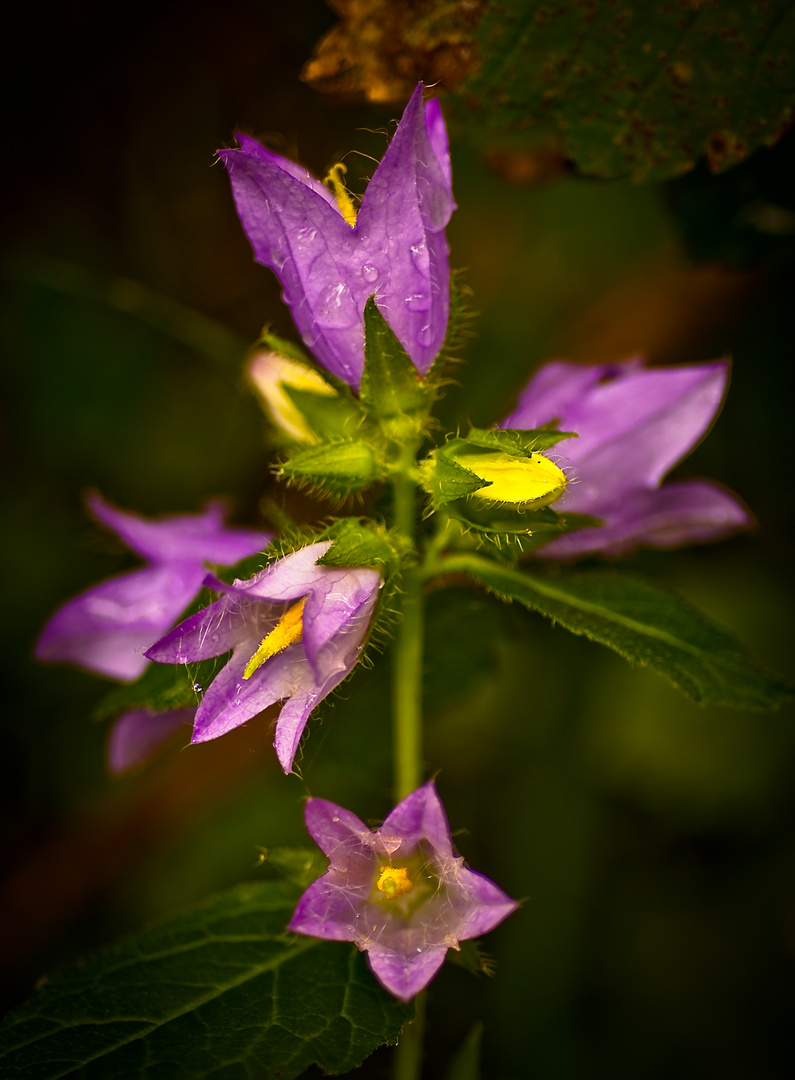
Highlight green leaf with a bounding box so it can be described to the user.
[260,332,313,366]
[447,504,600,550]
[280,438,382,496]
[262,847,329,888]
[459,0,795,182]
[360,297,433,440]
[439,554,794,709]
[93,658,220,721]
[421,451,490,509]
[0,881,413,1079]
[316,517,403,572]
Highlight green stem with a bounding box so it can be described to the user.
[392,566,424,801]
[393,991,426,1080]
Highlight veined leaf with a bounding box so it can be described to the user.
[0,881,412,1079]
[436,554,793,710]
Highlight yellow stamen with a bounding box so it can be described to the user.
[243,597,308,680]
[466,451,567,506]
[376,866,413,899]
[324,162,358,227]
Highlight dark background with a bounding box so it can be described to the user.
[2,2,794,1077]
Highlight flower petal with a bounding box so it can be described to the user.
[144,592,257,664]
[357,84,455,376]
[540,478,752,557]
[366,944,449,1002]
[87,492,270,565]
[107,707,194,773]
[36,563,207,681]
[382,781,454,857]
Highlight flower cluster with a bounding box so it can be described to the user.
[289,782,517,1001]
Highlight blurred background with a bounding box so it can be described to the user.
[1,1,794,1077]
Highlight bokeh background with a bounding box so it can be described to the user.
[2,2,794,1077]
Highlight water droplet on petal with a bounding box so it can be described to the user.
[405,293,430,312]
[417,324,433,346]
[361,264,379,283]
[316,282,355,328]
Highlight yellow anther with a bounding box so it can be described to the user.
[466,451,567,506]
[376,866,413,899]
[243,597,308,680]
[324,163,358,227]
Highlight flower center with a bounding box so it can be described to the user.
[465,450,567,506]
[376,866,413,899]
[324,163,358,227]
[243,596,308,680]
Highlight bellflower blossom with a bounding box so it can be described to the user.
[502,357,751,557]
[145,542,382,773]
[288,781,518,1002]
[35,493,271,682]
[219,83,455,388]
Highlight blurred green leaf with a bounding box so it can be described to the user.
[438,555,793,709]
[0,881,412,1079]
[317,516,403,571]
[460,0,795,181]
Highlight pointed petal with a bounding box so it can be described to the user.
[107,707,194,773]
[233,134,340,209]
[367,944,449,1002]
[36,563,206,681]
[453,868,520,939]
[382,781,454,856]
[540,479,752,558]
[219,143,366,385]
[503,358,643,429]
[304,797,373,858]
[357,84,455,376]
[288,876,371,941]
[190,646,311,742]
[300,564,381,668]
[86,492,270,565]
[144,592,258,664]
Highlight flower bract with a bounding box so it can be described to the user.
[35,494,271,682]
[288,781,518,1001]
[502,358,751,557]
[145,541,382,773]
[219,84,455,388]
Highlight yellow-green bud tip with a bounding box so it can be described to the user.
[467,450,567,507]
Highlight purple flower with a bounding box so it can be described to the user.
[35,494,271,682]
[145,542,382,773]
[502,357,751,557]
[107,707,195,773]
[219,84,455,388]
[288,781,518,1001]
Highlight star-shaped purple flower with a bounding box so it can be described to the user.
[35,493,271,682]
[219,83,455,388]
[288,781,518,1001]
[502,357,751,557]
[145,542,382,773]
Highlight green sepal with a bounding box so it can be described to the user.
[464,426,577,455]
[93,656,221,721]
[315,517,404,575]
[420,450,490,510]
[360,296,434,441]
[0,881,413,1079]
[261,846,328,888]
[282,383,364,441]
[260,331,313,365]
[279,438,382,497]
[446,501,602,553]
